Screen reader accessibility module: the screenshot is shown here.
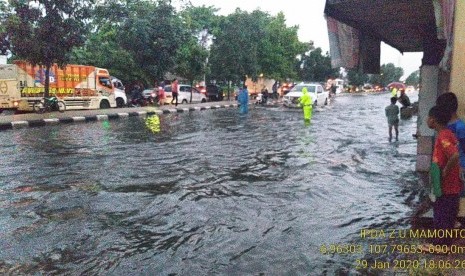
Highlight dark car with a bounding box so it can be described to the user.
[206,84,224,101]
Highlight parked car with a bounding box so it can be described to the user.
[142,88,157,99]
[206,84,224,101]
[195,85,207,95]
[283,82,329,108]
[164,84,207,104]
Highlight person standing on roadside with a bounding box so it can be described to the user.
[158,80,166,106]
[272,81,279,100]
[436,92,465,194]
[237,84,249,114]
[421,105,461,253]
[171,78,179,106]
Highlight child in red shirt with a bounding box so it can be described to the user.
[424,105,462,252]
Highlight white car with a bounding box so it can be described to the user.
[164,84,207,104]
[283,82,329,107]
[111,77,128,107]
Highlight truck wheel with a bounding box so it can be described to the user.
[100,100,110,109]
[201,98,206,103]
[324,98,328,105]
[182,99,188,104]
[313,100,317,107]
[116,98,125,108]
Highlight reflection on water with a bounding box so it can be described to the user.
[0,92,422,274]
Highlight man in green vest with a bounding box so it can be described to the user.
[299,87,312,123]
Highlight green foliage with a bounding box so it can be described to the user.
[0,1,12,34]
[7,0,93,97]
[70,24,139,83]
[259,12,307,81]
[405,70,420,86]
[118,1,186,83]
[176,5,218,90]
[71,0,187,87]
[370,63,404,86]
[7,0,92,68]
[180,5,219,35]
[7,0,324,90]
[174,37,208,102]
[346,68,369,86]
[209,9,305,84]
[298,48,339,82]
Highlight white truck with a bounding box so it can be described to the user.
[0,61,126,112]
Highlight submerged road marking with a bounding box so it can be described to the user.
[96,115,109,121]
[11,121,28,128]
[43,118,60,124]
[72,117,86,122]
[0,103,241,131]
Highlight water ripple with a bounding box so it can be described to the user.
[0,92,421,274]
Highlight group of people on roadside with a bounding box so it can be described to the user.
[386,91,465,253]
[153,78,179,107]
[131,78,179,106]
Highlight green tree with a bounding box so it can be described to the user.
[405,70,420,86]
[7,0,93,97]
[70,24,138,83]
[209,9,305,85]
[369,63,404,87]
[257,12,306,81]
[180,5,219,37]
[346,68,369,87]
[209,10,259,84]
[299,48,338,82]
[118,0,186,84]
[174,38,208,102]
[177,5,218,102]
[71,0,186,87]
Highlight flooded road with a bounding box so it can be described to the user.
[0,92,422,274]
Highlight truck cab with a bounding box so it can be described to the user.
[111,77,127,107]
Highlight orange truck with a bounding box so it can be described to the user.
[0,61,126,112]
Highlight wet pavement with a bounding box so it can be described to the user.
[0,91,425,274]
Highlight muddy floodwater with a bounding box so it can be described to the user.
[0,92,423,274]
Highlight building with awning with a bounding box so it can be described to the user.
[324,0,464,172]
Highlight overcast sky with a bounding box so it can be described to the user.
[184,0,422,78]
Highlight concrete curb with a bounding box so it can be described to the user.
[0,103,250,131]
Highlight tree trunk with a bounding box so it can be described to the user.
[227,80,231,100]
[190,79,193,103]
[44,65,51,98]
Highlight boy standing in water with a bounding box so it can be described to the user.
[423,105,461,252]
[385,97,399,142]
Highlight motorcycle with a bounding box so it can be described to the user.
[130,96,154,107]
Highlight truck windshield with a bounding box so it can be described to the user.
[99,77,112,89]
